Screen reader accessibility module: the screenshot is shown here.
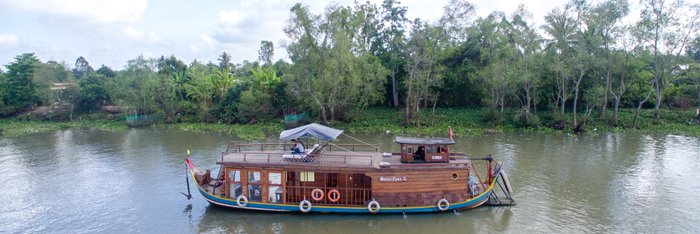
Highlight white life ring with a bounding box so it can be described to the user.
[299,199,312,213]
[236,195,248,207]
[367,200,381,214]
[437,198,450,211]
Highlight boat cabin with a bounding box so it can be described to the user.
[396,137,454,163]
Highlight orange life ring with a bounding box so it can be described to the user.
[311,188,324,201]
[327,189,341,202]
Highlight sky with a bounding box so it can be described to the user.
[0,0,640,70]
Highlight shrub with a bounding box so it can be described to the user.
[483,109,505,125]
[541,112,568,130]
[513,112,541,128]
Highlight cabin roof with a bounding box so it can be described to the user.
[395,137,455,145]
[217,150,470,170]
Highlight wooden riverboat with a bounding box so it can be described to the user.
[184,123,514,214]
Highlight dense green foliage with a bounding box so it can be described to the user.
[1,53,40,115]
[1,0,699,134]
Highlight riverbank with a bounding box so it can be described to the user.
[1,108,698,138]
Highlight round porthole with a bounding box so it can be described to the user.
[451,173,459,180]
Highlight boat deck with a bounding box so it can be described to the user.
[218,150,381,168]
[217,150,471,170]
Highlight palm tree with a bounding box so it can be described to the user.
[170,71,190,100]
[217,52,232,71]
[541,7,578,114]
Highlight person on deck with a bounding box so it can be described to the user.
[414,146,425,160]
[291,139,305,154]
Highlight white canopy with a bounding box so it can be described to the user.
[279,123,344,142]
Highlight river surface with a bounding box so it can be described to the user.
[0,128,698,233]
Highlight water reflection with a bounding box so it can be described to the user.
[196,205,493,234]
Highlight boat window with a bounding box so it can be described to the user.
[248,171,262,202]
[229,170,241,182]
[269,172,282,184]
[300,172,315,182]
[228,169,242,198]
[248,171,261,183]
[268,172,282,203]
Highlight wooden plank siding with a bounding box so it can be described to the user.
[221,163,472,207]
[366,169,470,206]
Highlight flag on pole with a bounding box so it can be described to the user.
[449,126,453,140]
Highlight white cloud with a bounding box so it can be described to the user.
[122,26,161,44]
[200,35,218,48]
[0,0,148,24]
[146,32,161,43]
[123,26,143,39]
[219,9,246,26]
[189,43,201,53]
[0,33,19,46]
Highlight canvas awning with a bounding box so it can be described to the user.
[279,123,344,142]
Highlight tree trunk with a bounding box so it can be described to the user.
[601,67,611,119]
[499,97,505,113]
[653,77,662,123]
[319,104,328,124]
[415,96,421,126]
[405,74,413,126]
[557,55,567,114]
[634,91,652,128]
[572,75,583,126]
[611,95,621,127]
[392,67,399,107]
[525,83,531,114]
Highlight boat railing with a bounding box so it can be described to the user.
[229,143,292,152]
[285,185,372,206]
[228,143,379,153]
[449,152,467,160]
[221,151,375,167]
[324,144,379,152]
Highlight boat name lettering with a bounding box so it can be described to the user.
[379,176,407,182]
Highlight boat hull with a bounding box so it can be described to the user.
[190,169,499,214]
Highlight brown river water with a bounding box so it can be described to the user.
[0,129,698,233]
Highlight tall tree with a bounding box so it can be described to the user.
[638,0,699,122]
[96,65,116,78]
[33,60,71,105]
[542,6,578,114]
[72,56,94,79]
[377,0,408,107]
[217,52,232,71]
[610,25,643,126]
[569,0,594,126]
[1,53,40,114]
[439,0,476,43]
[285,3,388,123]
[589,0,629,119]
[475,12,513,113]
[77,73,110,111]
[107,56,159,116]
[258,40,274,66]
[510,5,542,117]
[404,19,446,125]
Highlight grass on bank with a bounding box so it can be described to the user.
[0,107,698,139]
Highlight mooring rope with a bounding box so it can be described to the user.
[341,133,377,148]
